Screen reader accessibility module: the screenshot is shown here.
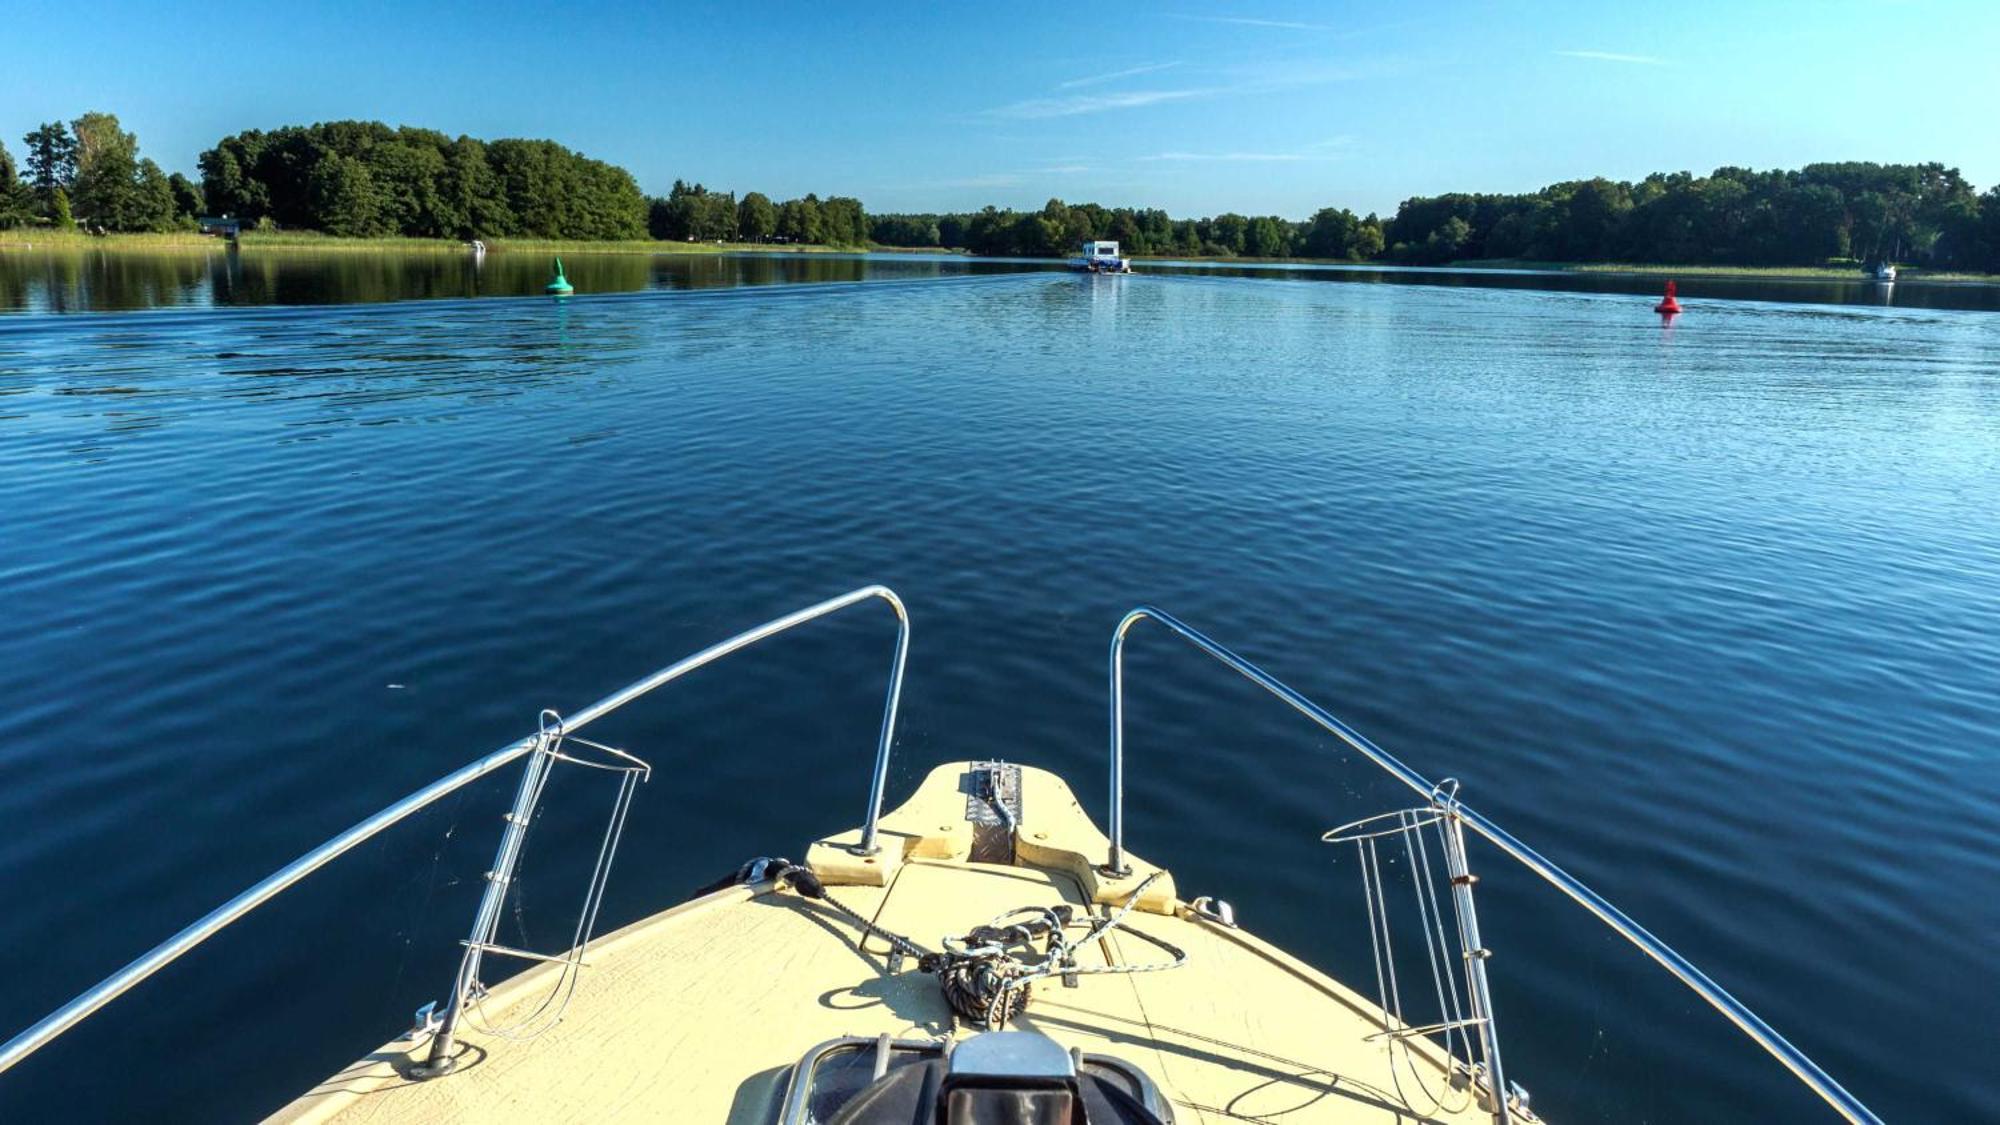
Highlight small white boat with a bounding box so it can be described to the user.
[0,588,1881,1124]
[1867,261,1896,282]
[1076,240,1132,274]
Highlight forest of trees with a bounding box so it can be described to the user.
[1,113,196,233]
[873,162,2000,273]
[869,201,1385,261]
[1,113,868,246]
[8,117,2000,274]
[1374,163,2000,270]
[196,121,648,239]
[648,180,868,246]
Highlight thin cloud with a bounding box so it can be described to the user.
[1035,165,1093,174]
[987,88,1216,119]
[1059,61,1181,89]
[932,174,1022,189]
[1140,151,1308,162]
[1171,14,1333,31]
[1556,49,1665,64]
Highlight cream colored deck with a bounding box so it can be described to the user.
[272,764,1505,1125]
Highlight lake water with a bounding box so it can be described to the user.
[7,244,2000,313]
[1,256,1995,1122]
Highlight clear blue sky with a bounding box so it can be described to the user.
[5,0,1996,219]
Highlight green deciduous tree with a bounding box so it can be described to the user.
[1210,213,1248,255]
[778,195,822,244]
[65,112,175,231]
[135,159,177,231]
[308,153,385,237]
[1301,207,1359,259]
[167,171,205,219]
[819,196,867,246]
[440,137,509,238]
[738,191,776,242]
[1247,215,1288,257]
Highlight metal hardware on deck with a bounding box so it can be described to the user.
[0,586,910,1080]
[962,760,1023,830]
[1107,605,1882,1125]
[403,1001,441,1042]
[1188,897,1236,927]
[962,760,1024,865]
[872,1032,894,1081]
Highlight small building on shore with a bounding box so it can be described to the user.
[197,216,242,238]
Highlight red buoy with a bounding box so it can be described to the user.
[1654,279,1683,316]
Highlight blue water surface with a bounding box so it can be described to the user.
[1,270,1995,1121]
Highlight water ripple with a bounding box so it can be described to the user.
[0,274,1995,1121]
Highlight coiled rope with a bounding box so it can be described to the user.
[710,857,1186,1029]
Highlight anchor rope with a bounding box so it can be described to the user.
[719,857,1186,1029]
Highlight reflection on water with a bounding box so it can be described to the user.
[0,248,1034,313]
[6,246,2000,313]
[1146,258,2000,312]
[1,273,1995,1123]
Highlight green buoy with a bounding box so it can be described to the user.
[545,257,574,295]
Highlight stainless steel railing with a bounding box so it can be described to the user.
[1106,606,1881,1125]
[0,585,909,1079]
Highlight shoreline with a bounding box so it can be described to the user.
[1136,253,2000,283]
[0,231,868,256]
[4,232,1995,283]
[1463,258,2000,283]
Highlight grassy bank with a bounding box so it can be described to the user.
[236,232,865,255]
[1134,253,1371,266]
[1463,258,2000,282]
[15,233,1990,281]
[0,229,223,252]
[0,229,865,256]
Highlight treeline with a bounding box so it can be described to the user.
[10,122,2000,274]
[874,162,2000,273]
[0,113,865,245]
[1378,163,2000,270]
[0,113,202,232]
[647,180,868,246]
[870,201,1385,261]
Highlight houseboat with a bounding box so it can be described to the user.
[1076,240,1133,273]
